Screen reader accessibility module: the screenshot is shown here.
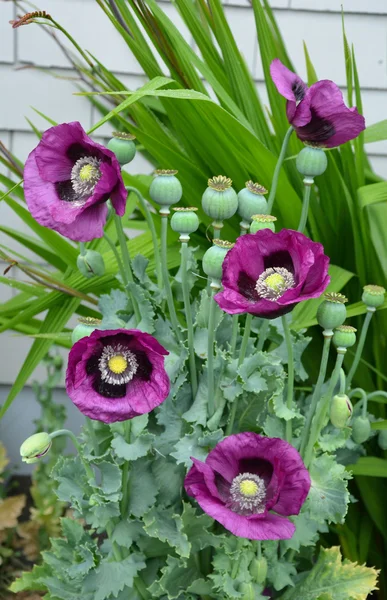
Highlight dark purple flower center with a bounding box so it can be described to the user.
[86,336,152,398]
[292,80,306,103]
[295,107,336,145]
[56,150,102,204]
[236,250,296,303]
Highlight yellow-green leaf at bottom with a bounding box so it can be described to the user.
[278,546,378,600]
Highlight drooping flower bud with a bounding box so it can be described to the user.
[378,429,387,450]
[77,250,105,278]
[333,325,357,350]
[71,317,102,344]
[202,240,234,285]
[149,169,182,209]
[202,175,238,226]
[250,214,277,233]
[20,432,52,464]
[107,131,136,166]
[170,207,199,241]
[238,181,268,231]
[238,582,257,599]
[296,146,328,181]
[351,416,371,444]
[249,556,268,584]
[362,284,385,309]
[330,394,353,428]
[317,292,348,331]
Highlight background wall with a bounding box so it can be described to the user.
[1,0,387,469]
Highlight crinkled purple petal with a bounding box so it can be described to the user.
[270,58,307,121]
[35,121,85,182]
[66,329,170,423]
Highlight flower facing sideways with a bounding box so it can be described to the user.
[185,432,311,540]
[66,329,170,423]
[215,228,330,319]
[270,58,365,147]
[24,122,127,241]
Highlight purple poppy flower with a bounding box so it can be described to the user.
[66,329,170,423]
[214,228,329,319]
[24,122,127,242]
[270,59,365,147]
[185,432,310,540]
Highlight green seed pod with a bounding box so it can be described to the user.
[249,556,268,584]
[107,131,136,166]
[149,169,182,207]
[250,214,277,233]
[296,146,328,179]
[378,429,387,450]
[362,284,385,309]
[330,394,353,428]
[352,416,371,444]
[202,175,238,221]
[170,207,199,239]
[238,180,268,225]
[333,325,357,349]
[71,317,101,344]
[77,250,105,279]
[202,239,234,281]
[20,432,52,464]
[317,292,348,331]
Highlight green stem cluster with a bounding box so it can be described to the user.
[226,314,253,435]
[114,214,141,324]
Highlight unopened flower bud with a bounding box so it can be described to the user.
[20,432,52,464]
[202,175,238,223]
[362,284,385,309]
[317,292,347,331]
[170,207,199,240]
[150,170,182,208]
[249,556,268,584]
[378,429,387,450]
[71,317,101,344]
[77,250,105,279]
[238,582,256,599]
[352,416,371,444]
[107,132,136,166]
[202,240,234,283]
[330,394,353,428]
[333,325,357,349]
[238,181,268,230]
[250,214,277,233]
[296,146,328,180]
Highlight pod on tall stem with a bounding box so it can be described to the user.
[202,176,238,239]
[237,181,268,235]
[296,146,327,233]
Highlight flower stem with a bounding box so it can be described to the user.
[256,320,270,352]
[50,429,94,479]
[299,332,332,458]
[297,181,312,233]
[86,418,99,456]
[120,421,131,518]
[104,233,126,284]
[226,314,253,435]
[160,212,182,341]
[126,186,162,289]
[181,242,198,398]
[267,126,294,213]
[114,214,141,324]
[79,242,87,256]
[346,309,374,391]
[207,289,218,417]
[303,350,345,468]
[282,316,295,444]
[212,224,221,240]
[230,315,239,357]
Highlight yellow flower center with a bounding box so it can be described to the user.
[108,355,128,374]
[264,273,285,293]
[239,479,259,497]
[79,164,97,182]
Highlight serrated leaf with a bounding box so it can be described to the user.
[265,540,297,591]
[148,555,200,600]
[97,461,122,496]
[171,426,223,467]
[143,506,190,558]
[152,457,184,506]
[84,554,146,600]
[112,432,154,461]
[181,502,222,551]
[319,426,351,452]
[127,458,158,517]
[308,454,351,525]
[127,281,155,333]
[112,519,144,548]
[278,546,379,600]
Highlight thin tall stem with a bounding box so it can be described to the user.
[104,233,126,284]
[114,214,141,323]
[160,213,182,341]
[79,242,87,256]
[226,314,253,435]
[120,421,131,518]
[282,316,295,443]
[299,332,332,458]
[267,126,294,213]
[346,309,374,391]
[181,242,198,397]
[126,186,162,289]
[303,351,345,468]
[230,315,239,356]
[297,182,312,233]
[207,289,217,416]
[256,321,270,353]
